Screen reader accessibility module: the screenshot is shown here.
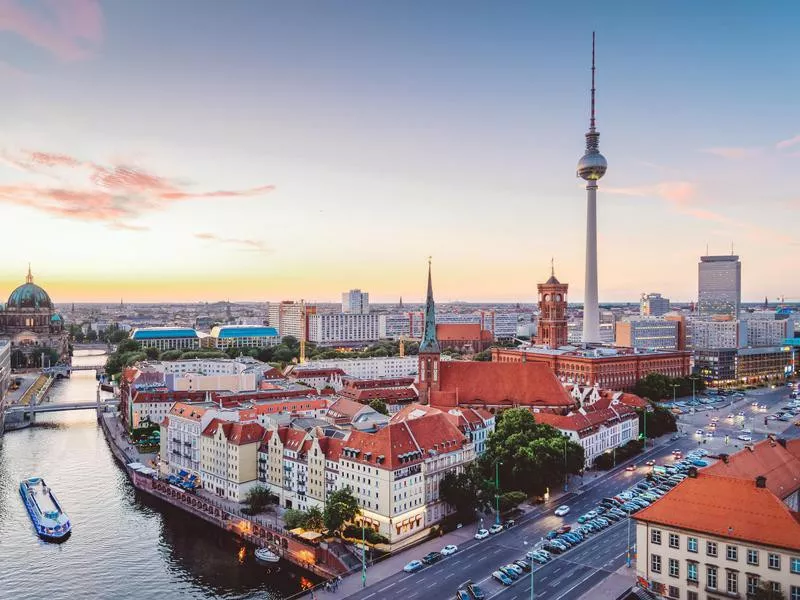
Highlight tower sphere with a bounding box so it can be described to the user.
[577,151,607,181]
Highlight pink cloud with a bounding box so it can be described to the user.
[0,149,276,229]
[0,0,103,61]
[776,134,800,150]
[607,180,732,224]
[194,232,270,253]
[701,147,762,160]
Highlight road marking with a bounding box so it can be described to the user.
[549,569,601,600]
[362,594,375,600]
[450,558,464,565]
[553,567,562,574]
[399,575,413,582]
[378,583,396,592]
[444,573,455,579]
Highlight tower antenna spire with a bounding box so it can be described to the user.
[590,31,596,131]
[26,263,33,284]
[551,257,555,278]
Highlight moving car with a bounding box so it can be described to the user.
[554,505,570,517]
[422,551,443,565]
[404,560,424,573]
[441,544,458,556]
[492,571,513,586]
[626,465,636,472]
[737,435,752,442]
[696,429,704,435]
[645,460,656,466]
[474,529,489,540]
[489,523,504,534]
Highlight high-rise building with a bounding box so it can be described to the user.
[698,255,741,317]
[640,293,670,316]
[577,33,608,343]
[687,317,745,350]
[341,289,369,314]
[743,311,796,348]
[536,267,569,348]
[307,313,380,346]
[615,318,680,351]
[267,301,316,339]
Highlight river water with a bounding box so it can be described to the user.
[0,351,316,600]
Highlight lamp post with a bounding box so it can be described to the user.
[361,515,366,588]
[523,540,535,600]
[672,383,680,404]
[563,437,568,491]
[689,375,699,405]
[626,507,632,567]
[494,459,502,526]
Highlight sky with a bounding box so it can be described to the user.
[0,0,798,304]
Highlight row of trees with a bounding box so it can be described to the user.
[634,372,706,402]
[439,409,585,522]
[68,323,130,345]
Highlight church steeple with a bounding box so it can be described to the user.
[26,263,33,284]
[419,258,440,353]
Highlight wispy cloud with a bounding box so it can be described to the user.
[776,134,800,151]
[0,149,276,229]
[607,180,732,224]
[701,147,762,160]
[194,232,271,253]
[0,0,103,61]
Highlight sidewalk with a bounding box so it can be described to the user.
[578,562,637,600]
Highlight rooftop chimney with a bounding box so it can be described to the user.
[688,467,698,478]
[777,438,787,449]
[755,475,767,489]
[720,453,729,464]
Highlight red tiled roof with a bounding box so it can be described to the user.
[292,368,346,378]
[344,412,467,470]
[703,438,800,500]
[327,398,367,420]
[430,362,574,408]
[169,402,208,421]
[436,323,483,341]
[201,418,264,445]
[317,436,344,462]
[343,387,418,403]
[635,473,800,552]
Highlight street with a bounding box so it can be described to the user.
[344,384,796,600]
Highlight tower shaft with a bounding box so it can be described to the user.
[582,183,600,343]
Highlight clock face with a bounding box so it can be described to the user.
[543,294,550,302]
[555,294,562,302]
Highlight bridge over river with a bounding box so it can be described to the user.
[6,399,120,415]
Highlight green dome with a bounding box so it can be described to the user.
[8,282,52,309]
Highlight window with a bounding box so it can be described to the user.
[668,585,680,599]
[707,541,718,557]
[790,585,800,600]
[747,549,759,566]
[652,529,662,544]
[687,537,698,553]
[687,562,698,582]
[768,553,781,570]
[669,533,680,549]
[747,574,760,595]
[669,558,680,578]
[651,554,662,573]
[726,571,738,594]
[772,582,781,594]
[726,545,737,561]
[791,557,800,574]
[687,592,698,600]
[707,565,718,590]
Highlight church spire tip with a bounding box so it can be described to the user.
[26,263,33,284]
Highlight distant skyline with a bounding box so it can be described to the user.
[1,1,798,303]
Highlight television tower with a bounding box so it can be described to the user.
[577,32,607,343]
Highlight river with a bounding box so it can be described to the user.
[0,351,316,600]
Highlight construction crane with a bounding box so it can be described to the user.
[299,299,307,364]
[399,335,406,357]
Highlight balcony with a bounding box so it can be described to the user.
[172,438,181,444]
[183,441,192,447]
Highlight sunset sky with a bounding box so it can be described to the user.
[1,1,798,304]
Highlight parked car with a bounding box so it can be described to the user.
[489,523,504,535]
[737,435,752,442]
[528,552,548,564]
[474,529,489,540]
[546,529,559,540]
[404,560,424,573]
[441,544,458,556]
[554,505,571,517]
[499,565,520,579]
[465,582,486,600]
[504,563,524,576]
[492,571,513,586]
[503,519,516,530]
[456,590,471,600]
[586,510,598,518]
[557,525,572,534]
[422,552,443,565]
[514,559,532,572]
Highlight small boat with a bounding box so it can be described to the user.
[19,477,72,542]
[255,547,280,563]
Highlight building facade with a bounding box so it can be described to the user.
[744,312,795,348]
[698,255,741,317]
[288,356,418,379]
[206,325,279,349]
[616,318,681,351]
[0,339,9,433]
[687,317,745,350]
[130,327,201,352]
[307,313,380,346]
[694,348,738,387]
[640,293,671,317]
[267,301,316,339]
[200,419,265,502]
[378,312,424,340]
[342,289,370,314]
[737,346,794,383]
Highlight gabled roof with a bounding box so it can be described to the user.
[635,473,800,552]
[431,361,574,408]
[201,418,264,445]
[327,397,369,420]
[169,401,208,421]
[436,323,483,341]
[703,438,800,500]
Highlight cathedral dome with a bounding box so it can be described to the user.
[7,267,53,309]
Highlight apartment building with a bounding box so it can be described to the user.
[200,419,265,502]
[641,293,671,317]
[342,289,370,314]
[744,312,796,348]
[267,301,316,339]
[635,470,800,600]
[306,313,380,346]
[616,318,681,351]
[289,356,419,379]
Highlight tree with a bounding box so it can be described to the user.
[301,506,325,531]
[750,583,786,600]
[159,350,183,361]
[479,408,584,497]
[473,350,492,361]
[243,485,276,514]
[439,463,494,519]
[117,339,141,354]
[144,346,160,360]
[639,402,677,439]
[368,399,388,415]
[324,487,360,534]
[108,329,129,344]
[85,328,98,342]
[499,491,527,513]
[283,509,306,529]
[281,335,299,350]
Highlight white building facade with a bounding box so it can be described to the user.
[307,313,380,346]
[295,356,418,379]
[342,289,370,314]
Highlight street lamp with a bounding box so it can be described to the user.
[689,375,699,405]
[494,459,502,526]
[671,383,680,404]
[626,506,632,567]
[522,540,535,600]
[563,437,568,492]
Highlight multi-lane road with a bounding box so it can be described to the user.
[346,384,796,600]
